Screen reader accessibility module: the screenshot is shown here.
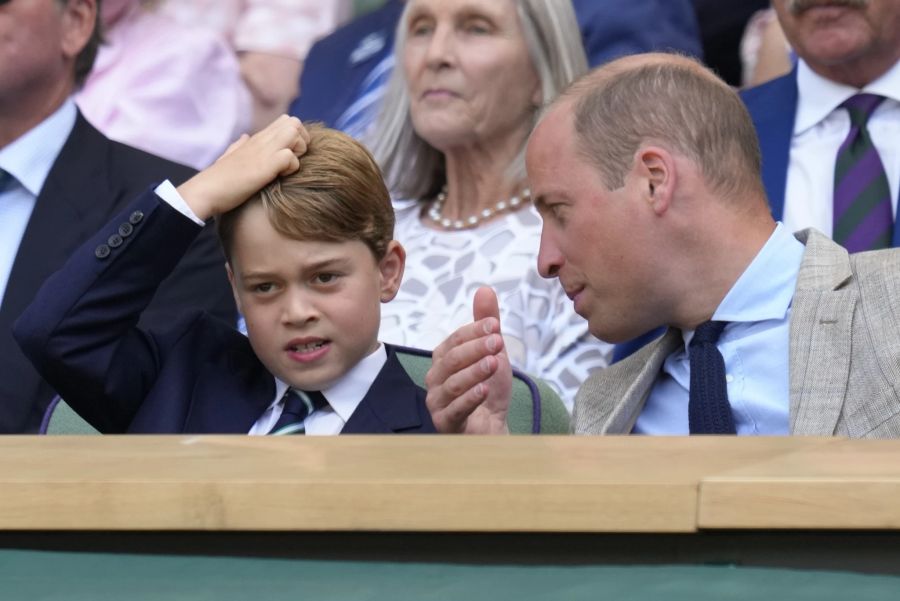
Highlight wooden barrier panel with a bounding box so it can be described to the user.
[699,439,900,529]
[0,435,831,533]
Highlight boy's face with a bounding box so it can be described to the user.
[226,203,404,391]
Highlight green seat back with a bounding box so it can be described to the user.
[42,349,571,435]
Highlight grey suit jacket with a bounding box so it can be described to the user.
[574,229,900,438]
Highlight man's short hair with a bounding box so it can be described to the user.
[217,124,395,262]
[566,54,764,200]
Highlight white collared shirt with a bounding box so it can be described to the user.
[783,59,900,235]
[0,99,77,304]
[635,224,805,435]
[248,343,388,435]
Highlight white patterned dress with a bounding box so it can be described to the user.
[380,201,613,412]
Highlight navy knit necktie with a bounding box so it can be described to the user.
[688,320,736,435]
[269,389,328,435]
[833,93,893,252]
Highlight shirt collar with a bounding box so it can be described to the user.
[0,98,77,197]
[795,58,900,135]
[272,343,388,423]
[680,224,804,350]
[713,223,805,323]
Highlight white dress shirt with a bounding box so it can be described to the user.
[155,182,389,435]
[0,99,77,305]
[634,224,805,435]
[248,343,388,435]
[782,59,900,236]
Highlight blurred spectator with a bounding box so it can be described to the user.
[741,0,900,250]
[692,0,769,86]
[0,0,235,432]
[291,0,702,140]
[160,0,352,132]
[740,7,793,87]
[76,0,252,168]
[369,0,613,409]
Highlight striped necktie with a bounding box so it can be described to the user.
[833,93,893,252]
[268,389,328,435]
[688,321,736,435]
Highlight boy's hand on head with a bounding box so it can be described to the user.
[425,287,512,434]
[176,115,310,221]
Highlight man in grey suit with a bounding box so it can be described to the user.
[424,52,900,438]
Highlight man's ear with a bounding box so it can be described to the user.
[60,0,97,61]
[378,241,406,302]
[225,262,243,313]
[634,146,675,215]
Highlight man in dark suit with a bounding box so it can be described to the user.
[0,0,235,432]
[289,0,702,137]
[740,0,899,248]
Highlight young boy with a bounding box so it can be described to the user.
[14,117,436,434]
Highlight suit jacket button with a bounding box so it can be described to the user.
[95,244,111,259]
[129,210,144,225]
[118,222,134,237]
[108,234,123,248]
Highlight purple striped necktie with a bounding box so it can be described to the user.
[833,93,893,253]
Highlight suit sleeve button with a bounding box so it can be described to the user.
[118,222,134,237]
[95,244,111,259]
[129,210,144,225]
[107,234,123,248]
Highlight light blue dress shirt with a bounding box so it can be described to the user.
[633,224,806,435]
[0,99,77,305]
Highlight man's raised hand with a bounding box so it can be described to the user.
[425,287,512,434]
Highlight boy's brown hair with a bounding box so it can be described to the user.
[217,124,394,261]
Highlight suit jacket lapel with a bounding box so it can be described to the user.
[578,329,680,434]
[342,345,433,434]
[4,113,114,320]
[181,344,275,434]
[789,229,855,435]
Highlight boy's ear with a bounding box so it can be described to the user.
[225,262,243,313]
[378,241,406,302]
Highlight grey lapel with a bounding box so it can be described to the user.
[789,229,856,435]
[575,329,681,434]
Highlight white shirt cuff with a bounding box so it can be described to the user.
[154,180,205,226]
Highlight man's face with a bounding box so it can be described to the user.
[227,203,404,391]
[526,105,663,344]
[773,0,900,83]
[0,0,78,106]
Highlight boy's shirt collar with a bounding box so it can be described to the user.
[271,342,388,424]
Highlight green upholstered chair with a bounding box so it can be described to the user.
[40,346,570,435]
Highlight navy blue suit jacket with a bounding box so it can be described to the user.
[291,0,702,127]
[0,112,235,433]
[14,191,436,435]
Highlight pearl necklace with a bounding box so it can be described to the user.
[427,185,532,230]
